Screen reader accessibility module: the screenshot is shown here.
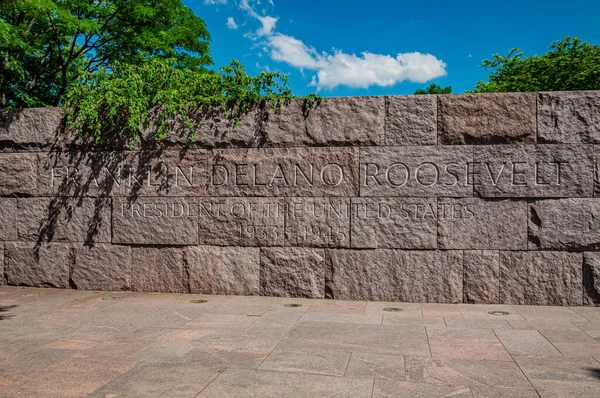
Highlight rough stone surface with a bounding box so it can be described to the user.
[438,93,537,144]
[529,199,600,251]
[130,247,185,293]
[17,197,111,243]
[198,197,285,247]
[538,91,600,143]
[583,252,600,306]
[112,197,198,245]
[359,146,473,197]
[326,250,463,303]
[0,242,4,285]
[351,198,437,249]
[0,95,598,305]
[285,198,350,248]
[73,245,131,291]
[0,153,37,196]
[207,147,359,197]
[463,250,500,304]
[473,144,594,198]
[138,104,267,149]
[4,242,71,288]
[260,247,325,298]
[0,198,17,240]
[0,107,62,151]
[500,251,583,306]
[185,246,260,295]
[266,97,385,147]
[595,145,600,197]
[37,150,208,197]
[438,198,527,250]
[386,95,437,145]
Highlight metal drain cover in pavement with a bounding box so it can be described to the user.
[283,304,302,308]
[488,311,510,316]
[190,299,208,304]
[383,307,403,312]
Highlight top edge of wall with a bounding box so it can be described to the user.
[1,90,600,151]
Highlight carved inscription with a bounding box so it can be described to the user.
[197,198,352,247]
[362,161,565,188]
[473,145,593,197]
[360,146,575,197]
[360,146,473,197]
[285,198,350,247]
[112,197,199,245]
[198,198,286,246]
[211,163,345,188]
[438,203,475,220]
[118,201,198,218]
[39,151,208,197]
[351,198,437,249]
[207,147,359,197]
[50,164,197,189]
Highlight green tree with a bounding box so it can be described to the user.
[471,37,600,93]
[414,83,452,94]
[0,0,212,108]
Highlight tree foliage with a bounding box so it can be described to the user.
[64,58,301,147]
[414,83,452,95]
[0,0,212,108]
[471,37,600,93]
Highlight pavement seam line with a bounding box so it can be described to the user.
[536,328,567,356]
[193,367,226,398]
[491,328,542,397]
[424,326,433,358]
[342,351,352,377]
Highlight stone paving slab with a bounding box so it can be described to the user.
[1,286,600,397]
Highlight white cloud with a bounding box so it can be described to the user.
[227,17,238,29]
[267,33,447,90]
[240,0,277,37]
[238,1,447,90]
[205,0,227,4]
[256,15,277,36]
[268,34,323,70]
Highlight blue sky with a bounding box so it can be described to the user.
[187,0,600,97]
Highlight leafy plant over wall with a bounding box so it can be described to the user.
[2,0,320,147]
[63,57,320,147]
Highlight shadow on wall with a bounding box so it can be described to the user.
[28,100,288,252]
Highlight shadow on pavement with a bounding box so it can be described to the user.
[0,305,17,321]
[588,367,600,380]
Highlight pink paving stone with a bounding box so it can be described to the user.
[1,286,600,397]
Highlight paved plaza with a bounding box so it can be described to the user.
[1,287,600,397]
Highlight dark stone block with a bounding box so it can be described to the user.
[131,247,186,293]
[260,247,325,298]
[5,242,72,288]
[186,246,260,295]
[500,251,582,306]
[438,93,536,144]
[326,249,463,303]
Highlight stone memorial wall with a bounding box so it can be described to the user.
[1,91,600,305]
